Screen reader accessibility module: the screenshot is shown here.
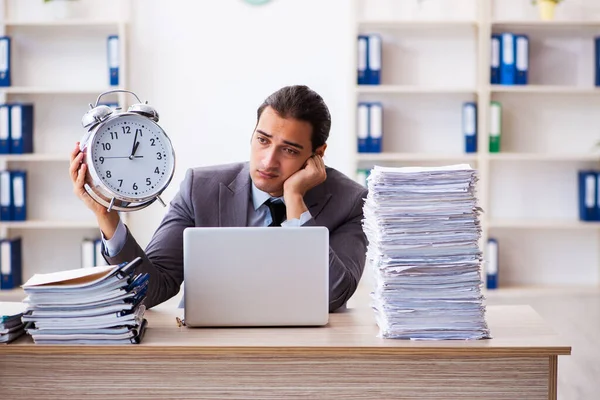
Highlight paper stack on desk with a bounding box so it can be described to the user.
[362,165,490,340]
[1,301,27,344]
[21,257,149,344]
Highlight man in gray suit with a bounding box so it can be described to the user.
[70,85,368,312]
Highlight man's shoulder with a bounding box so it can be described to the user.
[187,162,248,184]
[324,167,368,197]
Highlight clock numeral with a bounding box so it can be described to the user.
[106,171,112,178]
[102,143,112,151]
[150,138,156,146]
[146,178,151,186]
[110,132,118,140]
[154,167,160,174]
[122,126,131,134]
[133,183,138,190]
[136,128,143,137]
[99,157,105,164]
[156,152,163,160]
[118,179,123,187]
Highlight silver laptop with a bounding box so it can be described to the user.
[183,226,329,327]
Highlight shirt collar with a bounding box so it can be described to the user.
[251,182,284,211]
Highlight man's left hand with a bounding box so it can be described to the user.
[283,154,327,198]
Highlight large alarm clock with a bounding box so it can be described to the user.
[79,90,175,212]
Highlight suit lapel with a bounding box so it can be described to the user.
[219,164,251,227]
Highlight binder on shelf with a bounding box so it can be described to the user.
[11,170,26,221]
[0,104,10,154]
[489,101,502,153]
[0,36,11,87]
[367,34,381,85]
[486,238,499,290]
[94,238,108,266]
[463,102,477,153]
[81,238,95,268]
[10,103,34,154]
[500,33,516,85]
[0,237,22,290]
[594,36,600,86]
[357,102,369,153]
[490,34,501,84]
[578,170,597,221]
[368,102,383,153]
[107,35,119,87]
[357,35,368,85]
[0,170,12,221]
[515,35,529,85]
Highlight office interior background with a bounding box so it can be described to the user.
[0,0,599,398]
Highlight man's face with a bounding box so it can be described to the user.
[249,106,315,197]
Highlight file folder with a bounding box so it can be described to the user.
[368,102,383,153]
[490,34,501,84]
[0,238,22,290]
[579,170,597,221]
[357,103,369,153]
[515,35,529,85]
[486,238,499,290]
[0,37,10,87]
[10,103,34,154]
[357,35,368,85]
[81,238,95,268]
[500,33,516,85]
[94,238,108,266]
[107,35,119,86]
[0,104,10,154]
[489,101,502,153]
[367,34,381,85]
[11,170,26,221]
[0,170,12,221]
[595,37,600,87]
[463,102,477,153]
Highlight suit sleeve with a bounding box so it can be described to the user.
[303,189,368,312]
[104,168,196,309]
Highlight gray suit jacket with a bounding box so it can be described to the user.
[106,162,368,312]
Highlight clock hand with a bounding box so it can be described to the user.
[132,141,140,156]
[129,130,139,159]
[102,156,144,159]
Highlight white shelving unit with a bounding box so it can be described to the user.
[354,0,600,290]
[0,0,130,295]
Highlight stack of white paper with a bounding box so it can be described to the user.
[363,164,490,340]
[1,302,27,344]
[21,257,149,344]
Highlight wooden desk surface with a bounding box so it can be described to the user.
[2,301,571,357]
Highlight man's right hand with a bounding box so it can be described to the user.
[69,142,121,239]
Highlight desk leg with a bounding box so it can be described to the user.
[548,356,558,400]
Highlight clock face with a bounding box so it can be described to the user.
[90,113,175,200]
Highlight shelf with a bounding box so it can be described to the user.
[357,85,476,94]
[4,20,123,28]
[483,285,600,297]
[0,288,25,302]
[490,85,600,95]
[488,153,600,162]
[492,20,600,30]
[0,154,70,162]
[357,153,478,162]
[0,87,124,95]
[358,20,477,30]
[488,220,600,230]
[1,220,99,229]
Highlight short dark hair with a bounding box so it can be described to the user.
[257,85,331,152]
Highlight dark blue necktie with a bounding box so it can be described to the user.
[266,199,286,227]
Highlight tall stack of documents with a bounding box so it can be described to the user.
[1,302,26,344]
[21,257,149,344]
[363,165,490,340]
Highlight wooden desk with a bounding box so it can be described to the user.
[0,301,570,400]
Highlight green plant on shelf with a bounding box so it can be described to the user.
[531,0,566,3]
